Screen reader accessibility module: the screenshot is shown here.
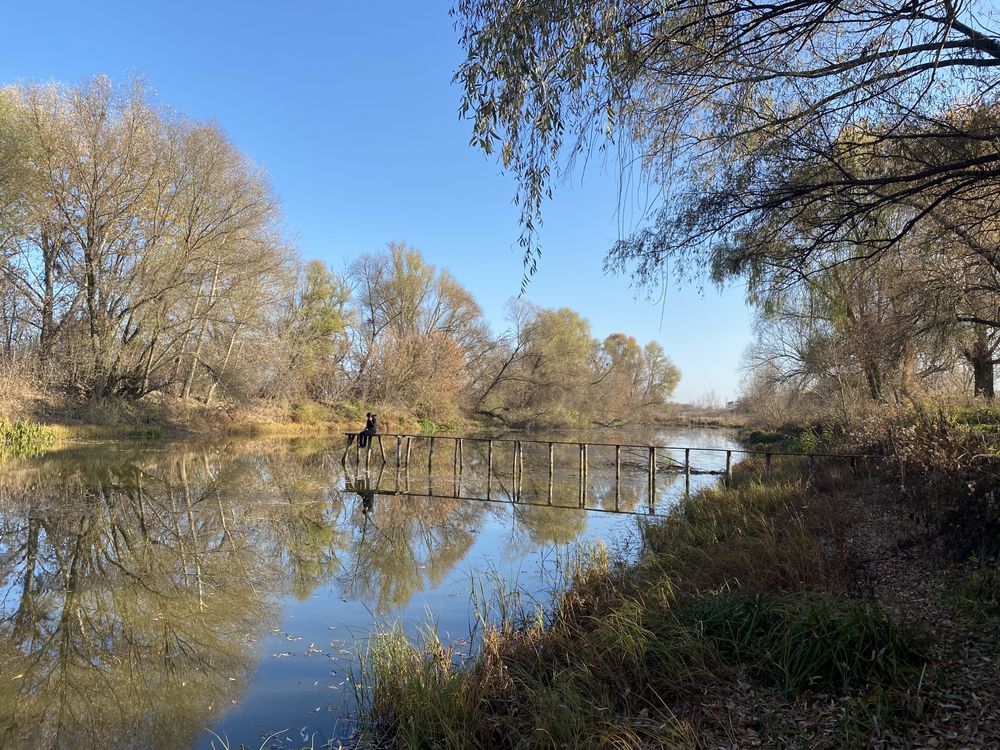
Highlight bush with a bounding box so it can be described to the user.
[885,409,1000,557]
[0,419,56,459]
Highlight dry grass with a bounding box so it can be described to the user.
[353,458,927,749]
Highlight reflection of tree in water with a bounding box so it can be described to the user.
[264,451,352,600]
[0,437,609,745]
[0,446,293,749]
[510,503,588,547]
[339,495,486,614]
[591,480,645,514]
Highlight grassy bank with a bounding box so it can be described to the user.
[352,460,933,749]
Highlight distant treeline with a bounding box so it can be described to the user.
[0,78,679,425]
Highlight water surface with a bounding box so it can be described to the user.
[0,427,738,748]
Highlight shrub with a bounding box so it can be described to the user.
[0,419,56,459]
[885,409,1000,557]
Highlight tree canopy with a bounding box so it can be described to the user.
[454,0,1000,285]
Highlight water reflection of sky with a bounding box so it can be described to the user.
[0,428,738,749]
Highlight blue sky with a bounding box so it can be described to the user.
[0,1,753,402]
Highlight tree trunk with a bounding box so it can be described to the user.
[864,365,883,402]
[40,231,55,359]
[205,323,240,406]
[965,326,996,400]
[183,262,221,401]
[973,358,995,400]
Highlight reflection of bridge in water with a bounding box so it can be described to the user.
[343,433,868,515]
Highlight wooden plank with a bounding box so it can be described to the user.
[649,446,656,499]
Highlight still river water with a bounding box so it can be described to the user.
[0,427,739,749]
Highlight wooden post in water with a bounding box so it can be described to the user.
[366,440,372,472]
[377,435,386,464]
[547,443,554,505]
[428,437,435,475]
[395,436,402,491]
[765,452,772,476]
[458,438,464,473]
[341,434,355,465]
[614,445,621,511]
[725,450,733,485]
[684,447,691,496]
[453,438,460,475]
[850,455,857,476]
[486,440,493,499]
[649,447,656,504]
[405,437,412,469]
[517,441,523,498]
[511,441,518,500]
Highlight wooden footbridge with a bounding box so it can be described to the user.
[342,432,868,510]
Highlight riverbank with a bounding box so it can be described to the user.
[2,390,443,447]
[2,388,742,452]
[353,456,1000,748]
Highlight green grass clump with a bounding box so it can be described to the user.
[742,428,788,448]
[684,591,924,695]
[941,563,1000,624]
[290,400,335,424]
[0,418,56,459]
[417,418,438,434]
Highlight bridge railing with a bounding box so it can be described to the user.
[341,432,874,509]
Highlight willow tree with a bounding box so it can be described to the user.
[453,0,1000,288]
